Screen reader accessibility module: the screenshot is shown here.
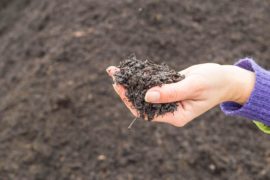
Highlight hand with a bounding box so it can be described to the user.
[106,63,255,127]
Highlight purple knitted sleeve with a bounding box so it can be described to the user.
[220,58,270,126]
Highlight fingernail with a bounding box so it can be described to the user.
[145,91,160,102]
[106,67,111,74]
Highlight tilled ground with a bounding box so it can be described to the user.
[0,0,270,179]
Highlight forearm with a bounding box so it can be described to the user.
[222,64,255,105]
[220,58,270,126]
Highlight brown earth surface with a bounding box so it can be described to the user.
[0,0,270,179]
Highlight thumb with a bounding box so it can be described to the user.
[145,77,196,103]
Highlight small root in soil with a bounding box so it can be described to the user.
[128,117,138,129]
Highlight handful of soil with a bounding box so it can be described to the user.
[114,56,185,121]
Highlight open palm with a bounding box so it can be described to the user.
[107,63,253,127]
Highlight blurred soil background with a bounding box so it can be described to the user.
[0,0,270,179]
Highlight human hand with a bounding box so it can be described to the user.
[107,63,255,127]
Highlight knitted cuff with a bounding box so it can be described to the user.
[220,58,270,126]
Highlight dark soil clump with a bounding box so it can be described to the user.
[114,56,185,120]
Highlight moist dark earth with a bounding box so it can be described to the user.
[115,57,184,120]
[0,0,270,180]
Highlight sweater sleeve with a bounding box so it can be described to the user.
[220,58,270,126]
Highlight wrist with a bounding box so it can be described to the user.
[222,65,255,104]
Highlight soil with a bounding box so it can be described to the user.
[1,0,270,180]
[115,56,184,120]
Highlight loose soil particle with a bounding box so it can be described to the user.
[114,56,185,120]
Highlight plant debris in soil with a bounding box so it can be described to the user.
[114,56,185,121]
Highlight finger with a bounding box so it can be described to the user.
[178,64,201,76]
[153,100,202,127]
[145,77,198,103]
[113,84,138,117]
[152,101,196,127]
[106,66,120,77]
[153,99,216,127]
[178,68,192,76]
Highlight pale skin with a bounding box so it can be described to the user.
[106,63,256,127]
